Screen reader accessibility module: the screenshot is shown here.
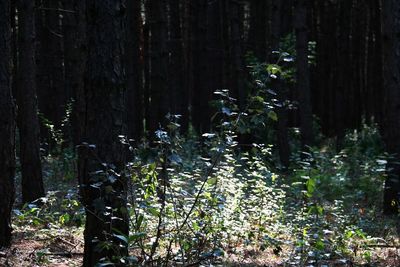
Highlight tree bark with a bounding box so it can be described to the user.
[229,0,245,109]
[190,0,210,133]
[16,0,45,204]
[78,0,129,265]
[36,0,65,147]
[382,0,400,215]
[147,0,170,136]
[0,0,16,248]
[168,0,189,132]
[247,0,269,60]
[271,0,291,168]
[294,0,314,148]
[62,0,87,148]
[126,0,144,141]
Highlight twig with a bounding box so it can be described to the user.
[367,244,400,248]
[41,252,83,257]
[37,7,76,13]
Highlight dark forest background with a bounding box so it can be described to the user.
[1,0,400,266]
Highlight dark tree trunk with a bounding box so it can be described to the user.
[368,0,384,126]
[168,0,189,131]
[190,0,209,133]
[206,0,225,122]
[229,0,245,108]
[143,20,150,135]
[62,0,86,147]
[0,0,16,248]
[349,0,362,130]
[335,0,351,143]
[271,0,291,168]
[294,0,314,148]
[16,0,45,204]
[313,0,339,138]
[382,0,400,215]
[78,1,129,265]
[127,0,144,141]
[147,0,170,136]
[36,0,65,147]
[247,0,269,60]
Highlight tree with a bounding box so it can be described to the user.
[229,0,245,108]
[381,0,400,215]
[247,0,270,61]
[271,0,291,168]
[147,0,170,136]
[126,0,144,141]
[167,0,189,131]
[62,0,87,147]
[294,0,314,147]
[16,0,45,204]
[190,0,209,133]
[36,0,66,147]
[0,0,16,248]
[77,0,129,265]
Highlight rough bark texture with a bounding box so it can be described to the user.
[206,0,225,125]
[295,0,314,147]
[168,0,189,131]
[36,0,65,146]
[382,0,400,215]
[127,0,144,141]
[247,0,269,60]
[229,0,245,108]
[147,0,170,136]
[78,1,128,265]
[271,0,291,168]
[62,0,87,147]
[0,0,16,248]
[16,0,45,204]
[190,0,209,133]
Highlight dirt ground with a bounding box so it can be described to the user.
[1,229,399,267]
[0,227,83,267]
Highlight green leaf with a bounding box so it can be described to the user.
[306,178,316,197]
[315,239,325,250]
[113,234,128,245]
[268,111,278,121]
[148,207,160,217]
[129,232,146,242]
[207,177,218,185]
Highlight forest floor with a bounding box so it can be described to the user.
[2,130,400,266]
[0,226,83,267]
[1,227,399,266]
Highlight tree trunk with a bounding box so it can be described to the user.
[127,0,144,141]
[369,0,384,126]
[62,0,86,147]
[36,0,65,148]
[147,0,170,136]
[0,0,16,248]
[381,0,400,215]
[190,0,210,133]
[247,0,269,60]
[168,0,189,132]
[271,0,291,168]
[206,0,225,122]
[78,1,129,265]
[294,0,314,148]
[16,0,45,204]
[143,20,150,135]
[229,0,245,109]
[335,0,351,143]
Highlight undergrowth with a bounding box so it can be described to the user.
[9,60,399,266]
